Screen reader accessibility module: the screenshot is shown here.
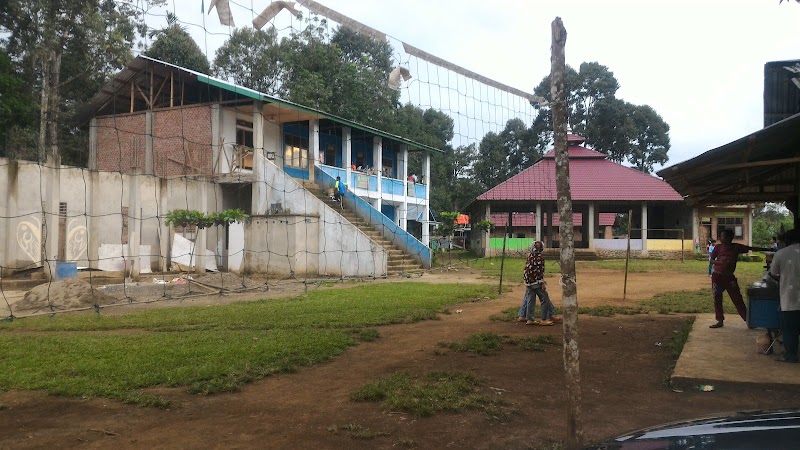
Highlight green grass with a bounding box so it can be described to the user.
[439,332,557,355]
[351,371,508,418]
[327,423,391,440]
[664,317,695,359]
[0,283,497,404]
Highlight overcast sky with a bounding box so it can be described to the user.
[153,0,800,170]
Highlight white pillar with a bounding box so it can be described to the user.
[484,203,491,257]
[343,127,352,191]
[158,178,170,272]
[535,203,542,242]
[422,151,431,246]
[399,145,408,230]
[373,136,382,211]
[251,102,267,215]
[194,182,208,275]
[309,119,319,182]
[748,207,753,247]
[44,158,60,279]
[641,202,649,257]
[128,170,142,280]
[88,118,98,170]
[588,202,595,250]
[3,167,18,275]
[691,207,699,244]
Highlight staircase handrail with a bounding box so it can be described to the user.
[315,166,431,268]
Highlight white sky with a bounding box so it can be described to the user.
[151,0,800,170]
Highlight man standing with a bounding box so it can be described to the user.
[768,228,800,363]
[708,228,771,328]
[522,241,562,326]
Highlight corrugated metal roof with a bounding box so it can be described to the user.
[658,111,800,207]
[82,56,442,154]
[478,144,683,202]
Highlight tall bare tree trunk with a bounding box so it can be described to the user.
[550,17,584,448]
[38,49,63,166]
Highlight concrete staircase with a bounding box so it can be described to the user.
[304,183,424,276]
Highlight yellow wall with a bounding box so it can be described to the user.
[647,239,694,251]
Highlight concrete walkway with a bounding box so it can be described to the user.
[672,313,800,389]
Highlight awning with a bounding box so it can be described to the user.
[657,112,800,208]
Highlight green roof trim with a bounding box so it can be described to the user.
[196,74,443,154]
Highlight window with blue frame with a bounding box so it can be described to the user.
[284,134,309,169]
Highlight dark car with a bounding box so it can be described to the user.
[586,409,800,449]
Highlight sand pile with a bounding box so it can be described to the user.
[15,279,118,311]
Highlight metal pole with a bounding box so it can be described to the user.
[498,215,510,294]
[623,209,632,300]
[681,228,685,263]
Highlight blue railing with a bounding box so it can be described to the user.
[315,166,431,268]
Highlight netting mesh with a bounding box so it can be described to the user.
[0,0,538,319]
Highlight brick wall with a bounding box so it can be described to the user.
[94,105,213,176]
[96,114,146,172]
[153,106,212,177]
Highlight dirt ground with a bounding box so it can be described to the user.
[2,268,800,449]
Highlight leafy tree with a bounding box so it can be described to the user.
[529,61,670,172]
[0,0,160,164]
[429,144,482,214]
[472,132,509,189]
[752,203,793,247]
[501,117,540,175]
[627,104,670,172]
[212,27,283,95]
[145,13,210,74]
[0,50,37,158]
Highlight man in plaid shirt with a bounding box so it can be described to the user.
[519,241,562,326]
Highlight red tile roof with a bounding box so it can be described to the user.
[478,137,683,202]
[490,212,616,227]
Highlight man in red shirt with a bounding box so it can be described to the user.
[708,228,770,328]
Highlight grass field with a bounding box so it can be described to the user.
[0,283,498,405]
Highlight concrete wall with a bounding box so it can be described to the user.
[241,157,388,277]
[0,158,221,274]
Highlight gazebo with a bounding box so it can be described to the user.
[468,134,694,258]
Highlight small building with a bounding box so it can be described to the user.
[0,56,438,278]
[468,134,711,258]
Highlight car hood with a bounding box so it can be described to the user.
[587,409,800,450]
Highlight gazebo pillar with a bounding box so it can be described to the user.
[535,203,542,242]
[641,202,649,257]
[483,203,491,257]
[588,202,595,250]
[692,208,699,245]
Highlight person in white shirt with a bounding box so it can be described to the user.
[768,228,800,363]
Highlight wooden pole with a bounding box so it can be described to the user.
[498,213,510,294]
[551,17,583,449]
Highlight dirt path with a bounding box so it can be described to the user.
[2,269,797,449]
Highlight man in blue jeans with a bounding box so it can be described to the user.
[517,241,561,326]
[768,228,800,363]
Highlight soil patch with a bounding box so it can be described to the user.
[2,269,795,450]
[13,279,117,312]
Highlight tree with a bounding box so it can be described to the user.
[429,144,482,213]
[0,50,37,158]
[627,104,670,172]
[502,118,541,175]
[752,203,793,246]
[530,61,669,172]
[1,0,159,164]
[472,132,509,189]
[551,17,584,449]
[145,13,210,74]
[212,27,283,95]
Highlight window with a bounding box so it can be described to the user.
[236,120,253,147]
[284,134,309,169]
[717,217,744,238]
[325,144,337,165]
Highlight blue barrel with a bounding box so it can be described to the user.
[55,261,78,280]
